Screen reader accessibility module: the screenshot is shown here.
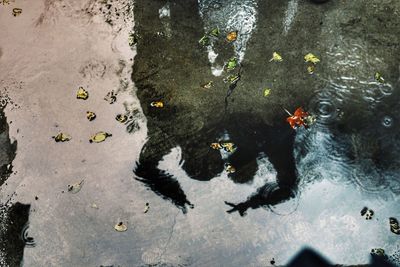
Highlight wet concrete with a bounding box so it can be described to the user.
[0,107,29,267]
[0,0,400,266]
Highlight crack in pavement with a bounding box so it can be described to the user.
[157,210,179,263]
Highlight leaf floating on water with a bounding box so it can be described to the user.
[150,101,164,108]
[226,57,238,71]
[389,217,400,235]
[52,133,71,142]
[221,142,235,153]
[104,90,117,104]
[89,132,112,143]
[225,163,236,174]
[144,203,150,213]
[269,52,283,62]
[226,31,238,42]
[209,28,220,37]
[201,81,213,89]
[115,114,128,123]
[375,72,385,83]
[76,87,89,100]
[307,65,315,74]
[86,111,96,121]
[198,35,210,46]
[114,222,127,232]
[210,143,222,150]
[223,74,240,84]
[304,53,320,64]
[67,179,84,194]
[264,88,271,97]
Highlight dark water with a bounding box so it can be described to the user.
[133,0,400,265]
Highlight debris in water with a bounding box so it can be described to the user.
[12,8,22,16]
[210,142,222,150]
[270,258,276,265]
[89,132,112,143]
[304,53,320,64]
[209,28,220,37]
[223,74,240,84]
[303,114,316,126]
[199,35,210,46]
[375,72,385,83]
[225,163,236,174]
[144,202,150,213]
[67,179,84,194]
[360,207,374,220]
[52,133,71,142]
[371,248,387,258]
[307,65,315,74]
[269,52,283,62]
[286,107,310,129]
[389,217,400,235]
[91,203,99,209]
[104,90,117,104]
[226,57,238,71]
[226,31,238,42]
[128,32,137,46]
[221,142,235,153]
[86,111,96,121]
[77,87,89,100]
[115,114,128,123]
[264,88,271,97]
[150,101,164,108]
[201,81,214,89]
[114,222,127,232]
[1,0,10,5]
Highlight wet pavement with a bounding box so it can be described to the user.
[1,0,400,266]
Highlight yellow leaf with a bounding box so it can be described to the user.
[226,31,238,42]
[304,53,320,64]
[269,52,283,62]
[76,87,89,100]
[307,65,315,74]
[264,88,271,97]
[150,101,164,108]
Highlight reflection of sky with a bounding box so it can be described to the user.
[198,0,257,63]
[158,145,400,266]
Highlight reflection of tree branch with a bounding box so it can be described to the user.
[135,161,193,213]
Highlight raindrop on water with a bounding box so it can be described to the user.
[382,116,393,128]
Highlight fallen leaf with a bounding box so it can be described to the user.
[226,57,238,70]
[304,53,320,64]
[307,65,315,74]
[114,222,128,232]
[269,52,283,62]
[226,31,238,42]
[264,88,271,97]
[67,179,84,194]
[209,28,220,37]
[375,72,385,83]
[150,101,164,108]
[201,81,213,89]
[86,111,96,121]
[52,133,71,142]
[76,87,89,100]
[89,132,112,143]
[144,203,150,213]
